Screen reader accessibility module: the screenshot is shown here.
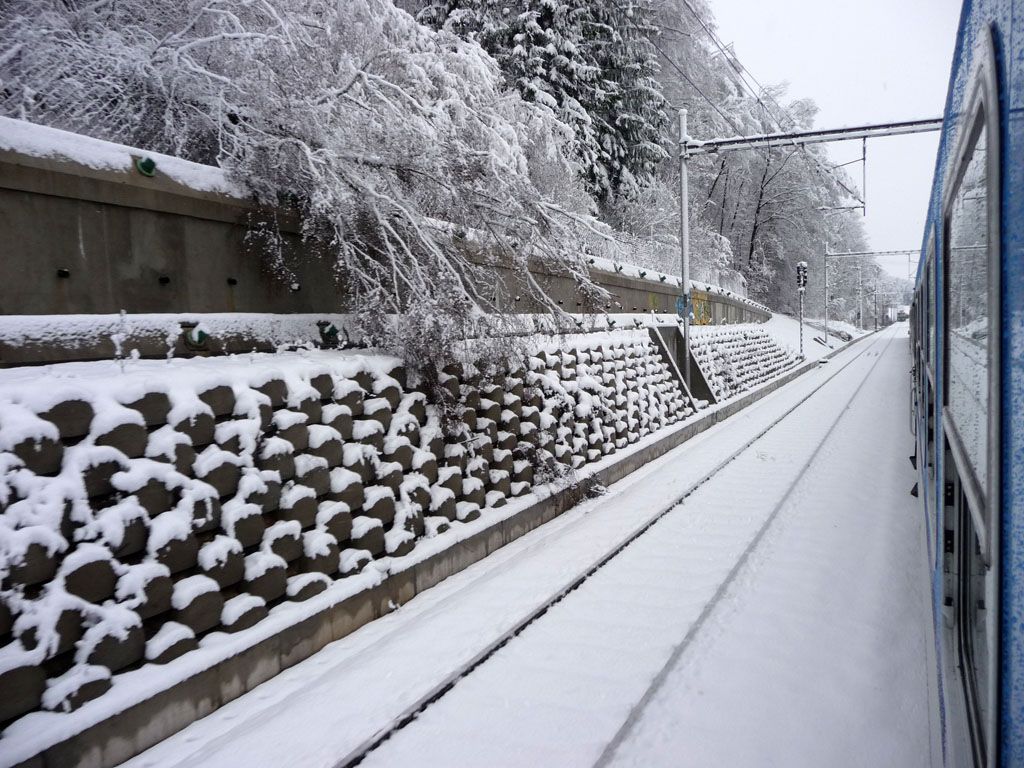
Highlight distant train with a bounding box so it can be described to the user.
[909,1,1022,766]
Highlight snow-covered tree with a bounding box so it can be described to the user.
[0,0,610,326]
[418,0,667,199]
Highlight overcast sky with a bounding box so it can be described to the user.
[708,0,962,279]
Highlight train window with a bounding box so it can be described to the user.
[941,24,1001,766]
[945,111,989,495]
[926,236,936,371]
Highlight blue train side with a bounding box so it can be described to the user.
[910,0,1023,765]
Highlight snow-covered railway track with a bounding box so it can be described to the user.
[339,330,894,768]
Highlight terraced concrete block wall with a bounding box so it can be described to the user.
[690,327,800,401]
[0,331,693,741]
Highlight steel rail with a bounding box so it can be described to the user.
[593,328,898,767]
[334,331,888,768]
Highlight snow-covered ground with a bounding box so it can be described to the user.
[122,323,932,768]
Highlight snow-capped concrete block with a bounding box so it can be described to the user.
[221,595,267,634]
[172,575,224,635]
[400,393,427,423]
[198,536,245,588]
[429,486,457,521]
[243,552,288,603]
[321,404,353,441]
[146,622,197,665]
[342,447,372,485]
[79,620,145,673]
[374,461,403,493]
[294,398,323,430]
[127,570,173,621]
[374,382,401,411]
[293,455,330,497]
[362,487,396,526]
[131,478,173,519]
[362,398,392,433]
[309,373,335,401]
[152,531,199,576]
[223,504,265,550]
[412,454,438,485]
[299,530,339,575]
[174,412,216,447]
[189,496,222,535]
[353,371,374,394]
[352,418,385,452]
[277,483,318,529]
[36,399,93,442]
[385,528,415,557]
[244,477,282,514]
[254,378,288,408]
[109,514,149,559]
[195,454,242,499]
[385,364,407,389]
[350,517,384,556]
[326,467,364,510]
[0,661,46,722]
[403,483,431,513]
[125,391,171,427]
[461,479,486,507]
[455,501,481,523]
[401,507,425,537]
[306,425,343,466]
[287,573,330,602]
[16,605,85,657]
[273,411,309,453]
[62,551,117,604]
[334,383,364,416]
[94,422,147,460]
[77,450,125,495]
[257,442,296,482]
[11,435,64,476]
[264,520,302,562]
[383,440,413,471]
[317,501,352,543]
[42,665,111,714]
[198,386,235,418]
[6,539,59,587]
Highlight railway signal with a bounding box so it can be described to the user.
[797,261,807,358]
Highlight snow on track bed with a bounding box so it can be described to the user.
[123,331,891,768]
[350,330,897,768]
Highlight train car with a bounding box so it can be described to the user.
[910,1,1023,765]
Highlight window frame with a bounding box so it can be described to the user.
[940,25,1001,568]
[939,23,1002,767]
[926,232,937,387]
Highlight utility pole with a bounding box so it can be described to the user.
[857,259,863,329]
[679,108,691,392]
[873,284,879,331]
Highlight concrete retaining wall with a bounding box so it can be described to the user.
[0,147,767,325]
[0,328,696,767]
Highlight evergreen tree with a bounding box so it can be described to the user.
[420,0,667,199]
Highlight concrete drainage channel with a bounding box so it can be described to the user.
[19,333,873,768]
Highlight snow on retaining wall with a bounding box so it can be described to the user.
[690,325,801,401]
[0,330,693,759]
